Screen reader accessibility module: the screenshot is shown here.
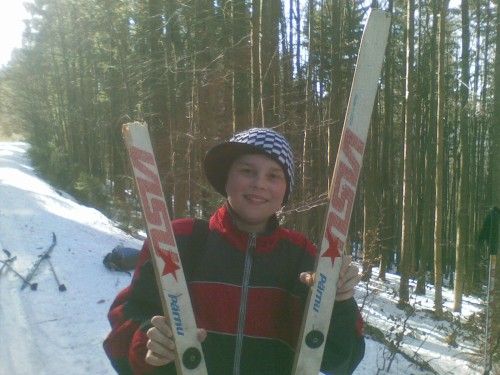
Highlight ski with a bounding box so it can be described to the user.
[0,249,16,274]
[21,232,57,290]
[292,9,391,375]
[0,258,38,290]
[122,122,207,375]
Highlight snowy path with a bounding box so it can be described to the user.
[0,142,141,374]
[0,274,40,374]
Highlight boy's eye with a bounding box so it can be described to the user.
[240,167,253,174]
[269,172,284,180]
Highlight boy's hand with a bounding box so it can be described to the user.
[335,256,361,301]
[299,256,361,301]
[145,315,207,367]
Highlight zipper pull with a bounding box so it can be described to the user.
[248,233,256,252]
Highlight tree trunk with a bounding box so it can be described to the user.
[378,0,395,281]
[399,0,416,306]
[257,0,265,124]
[453,0,470,313]
[301,0,314,231]
[433,0,449,317]
[490,0,500,362]
[328,0,343,171]
[416,0,439,296]
[230,0,251,129]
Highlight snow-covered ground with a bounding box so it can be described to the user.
[0,142,490,375]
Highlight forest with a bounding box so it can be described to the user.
[0,0,498,347]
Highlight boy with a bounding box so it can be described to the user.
[104,127,365,374]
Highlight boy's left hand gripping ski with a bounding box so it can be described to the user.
[123,122,208,375]
[292,10,391,375]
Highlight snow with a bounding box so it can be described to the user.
[0,142,142,374]
[0,141,490,375]
[354,271,486,375]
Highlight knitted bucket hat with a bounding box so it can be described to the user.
[203,127,295,203]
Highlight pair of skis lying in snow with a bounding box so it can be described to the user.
[0,232,66,292]
[123,9,391,375]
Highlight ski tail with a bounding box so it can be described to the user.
[122,122,208,375]
[292,9,391,375]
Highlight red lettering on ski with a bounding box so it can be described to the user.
[322,129,365,264]
[129,145,180,280]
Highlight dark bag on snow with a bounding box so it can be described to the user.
[103,219,209,273]
[103,246,140,272]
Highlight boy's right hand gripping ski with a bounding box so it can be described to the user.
[123,122,208,375]
[292,10,390,375]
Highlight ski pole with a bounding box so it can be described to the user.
[478,207,499,375]
[45,256,66,292]
[0,259,38,290]
[484,254,496,375]
[21,232,57,290]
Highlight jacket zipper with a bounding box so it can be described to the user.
[232,233,256,375]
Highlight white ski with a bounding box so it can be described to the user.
[292,9,391,375]
[123,122,208,375]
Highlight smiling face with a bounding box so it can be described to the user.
[225,153,287,233]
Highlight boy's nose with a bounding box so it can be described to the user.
[251,173,266,188]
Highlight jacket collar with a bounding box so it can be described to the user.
[208,203,283,253]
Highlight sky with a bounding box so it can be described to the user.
[0,0,464,69]
[0,140,491,374]
[0,0,30,68]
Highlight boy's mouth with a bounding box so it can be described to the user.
[244,194,267,204]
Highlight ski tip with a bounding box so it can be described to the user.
[369,8,390,19]
[122,121,151,146]
[123,121,147,130]
[366,8,391,30]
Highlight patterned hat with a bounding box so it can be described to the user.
[203,128,295,203]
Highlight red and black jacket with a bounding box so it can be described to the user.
[104,204,365,375]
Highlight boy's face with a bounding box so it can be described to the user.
[225,153,287,233]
